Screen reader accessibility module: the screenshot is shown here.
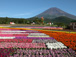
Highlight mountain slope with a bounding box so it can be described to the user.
[50,16,74,25]
[36,7,76,20]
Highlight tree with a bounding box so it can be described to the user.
[55,23,65,27]
[41,17,44,24]
[33,17,39,24]
[6,17,10,24]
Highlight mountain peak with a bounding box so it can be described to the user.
[36,7,76,20]
[50,7,59,9]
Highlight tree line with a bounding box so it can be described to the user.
[0,17,44,24]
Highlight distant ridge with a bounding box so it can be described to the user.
[36,7,76,20]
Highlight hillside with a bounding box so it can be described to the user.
[50,16,74,25]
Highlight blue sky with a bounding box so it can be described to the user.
[0,0,76,18]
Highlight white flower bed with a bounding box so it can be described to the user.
[28,33,49,37]
[46,42,67,49]
[0,33,29,34]
[0,37,15,39]
[27,36,50,37]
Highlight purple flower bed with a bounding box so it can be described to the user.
[32,39,57,43]
[7,48,76,57]
[15,37,54,39]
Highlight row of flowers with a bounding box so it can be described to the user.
[0,48,75,57]
[0,43,46,48]
[43,28,63,30]
[0,32,46,36]
[0,34,28,36]
[0,31,39,33]
[15,37,54,39]
[0,36,53,39]
[0,36,50,37]
[28,33,46,35]
[32,39,57,43]
[46,42,67,49]
[0,32,29,34]
[0,39,33,43]
[27,35,50,37]
[0,26,63,30]
[8,48,76,57]
[23,27,63,30]
[0,39,57,43]
[0,30,23,32]
[37,30,76,50]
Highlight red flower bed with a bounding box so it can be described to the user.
[0,48,15,57]
[0,39,33,43]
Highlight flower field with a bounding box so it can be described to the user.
[23,27,63,30]
[36,30,76,50]
[0,27,76,57]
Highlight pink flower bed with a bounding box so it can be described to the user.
[0,34,29,36]
[0,39,33,43]
[24,27,63,30]
[0,43,46,48]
